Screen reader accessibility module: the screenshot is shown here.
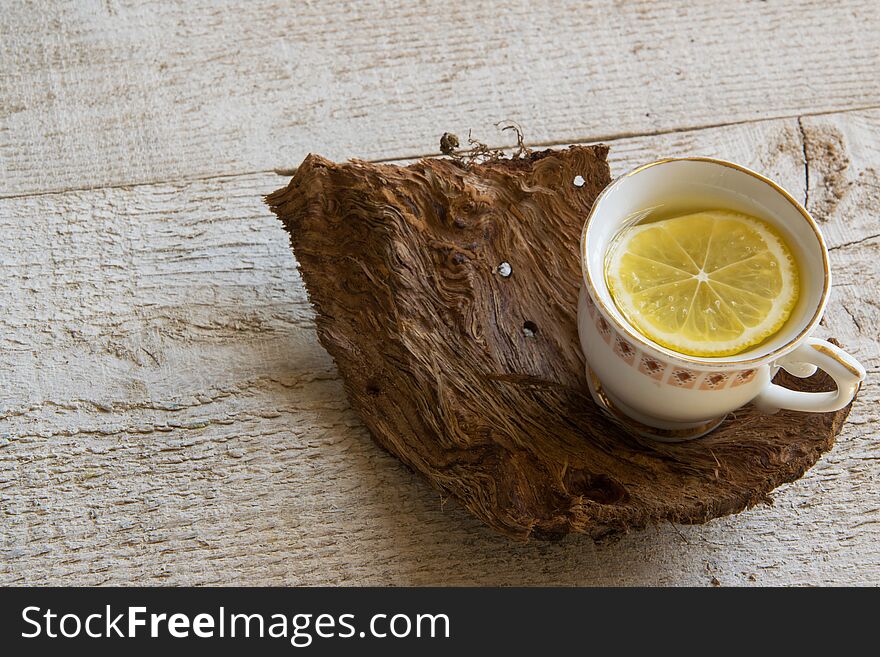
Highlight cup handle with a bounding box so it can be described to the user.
[753,338,866,414]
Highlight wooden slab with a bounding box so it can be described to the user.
[266,145,855,539]
[2,113,877,585]
[3,1,880,195]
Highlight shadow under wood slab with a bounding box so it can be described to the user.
[266,146,854,541]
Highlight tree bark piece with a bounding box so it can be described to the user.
[267,146,855,540]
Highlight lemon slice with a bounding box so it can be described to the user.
[605,210,799,357]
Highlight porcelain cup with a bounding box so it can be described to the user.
[578,157,866,441]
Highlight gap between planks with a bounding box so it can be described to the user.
[4,103,880,202]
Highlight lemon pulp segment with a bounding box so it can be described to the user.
[605,210,799,357]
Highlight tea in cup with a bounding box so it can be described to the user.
[578,157,865,441]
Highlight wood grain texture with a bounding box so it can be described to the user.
[3,0,880,196]
[266,145,853,541]
[1,112,878,585]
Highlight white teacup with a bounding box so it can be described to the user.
[578,157,866,441]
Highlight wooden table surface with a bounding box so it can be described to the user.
[2,0,878,586]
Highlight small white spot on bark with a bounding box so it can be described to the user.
[497,262,512,277]
[573,175,585,187]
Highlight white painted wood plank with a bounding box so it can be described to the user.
[801,110,880,370]
[3,0,880,195]
[1,113,878,586]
